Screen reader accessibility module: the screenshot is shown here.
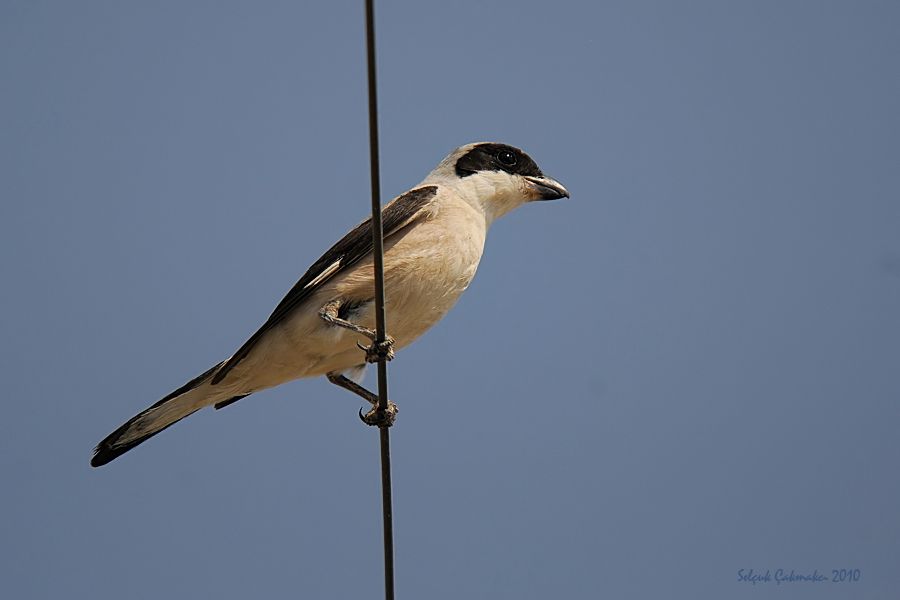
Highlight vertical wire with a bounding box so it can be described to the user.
[364,1,395,599]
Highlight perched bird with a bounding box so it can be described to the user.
[91,142,568,467]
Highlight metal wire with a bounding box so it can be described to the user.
[364,1,395,598]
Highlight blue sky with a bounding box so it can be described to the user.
[2,1,899,598]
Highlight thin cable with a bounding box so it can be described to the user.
[364,1,395,599]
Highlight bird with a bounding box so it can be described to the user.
[91,142,569,467]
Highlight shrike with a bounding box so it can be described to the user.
[91,142,568,467]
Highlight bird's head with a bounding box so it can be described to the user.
[424,142,569,223]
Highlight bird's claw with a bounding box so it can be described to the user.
[358,401,399,427]
[358,336,395,363]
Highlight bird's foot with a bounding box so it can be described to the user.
[359,401,399,427]
[358,336,395,363]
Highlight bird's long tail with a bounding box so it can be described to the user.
[91,362,247,467]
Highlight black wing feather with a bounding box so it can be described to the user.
[210,186,438,385]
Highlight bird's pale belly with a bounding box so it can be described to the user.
[238,213,486,390]
[383,257,478,347]
[338,205,487,351]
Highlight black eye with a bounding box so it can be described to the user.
[497,150,517,167]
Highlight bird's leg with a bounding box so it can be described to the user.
[318,299,395,363]
[326,372,398,427]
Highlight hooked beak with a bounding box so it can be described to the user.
[525,175,569,201]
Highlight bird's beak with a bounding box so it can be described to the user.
[525,175,570,201]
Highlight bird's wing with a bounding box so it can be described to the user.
[210,185,439,385]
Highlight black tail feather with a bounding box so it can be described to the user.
[90,362,226,468]
[213,393,251,410]
[149,362,224,409]
[90,413,184,467]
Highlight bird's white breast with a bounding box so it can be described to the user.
[234,189,488,389]
[379,196,487,345]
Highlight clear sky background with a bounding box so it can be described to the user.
[2,1,899,598]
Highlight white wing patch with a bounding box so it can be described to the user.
[305,260,342,289]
